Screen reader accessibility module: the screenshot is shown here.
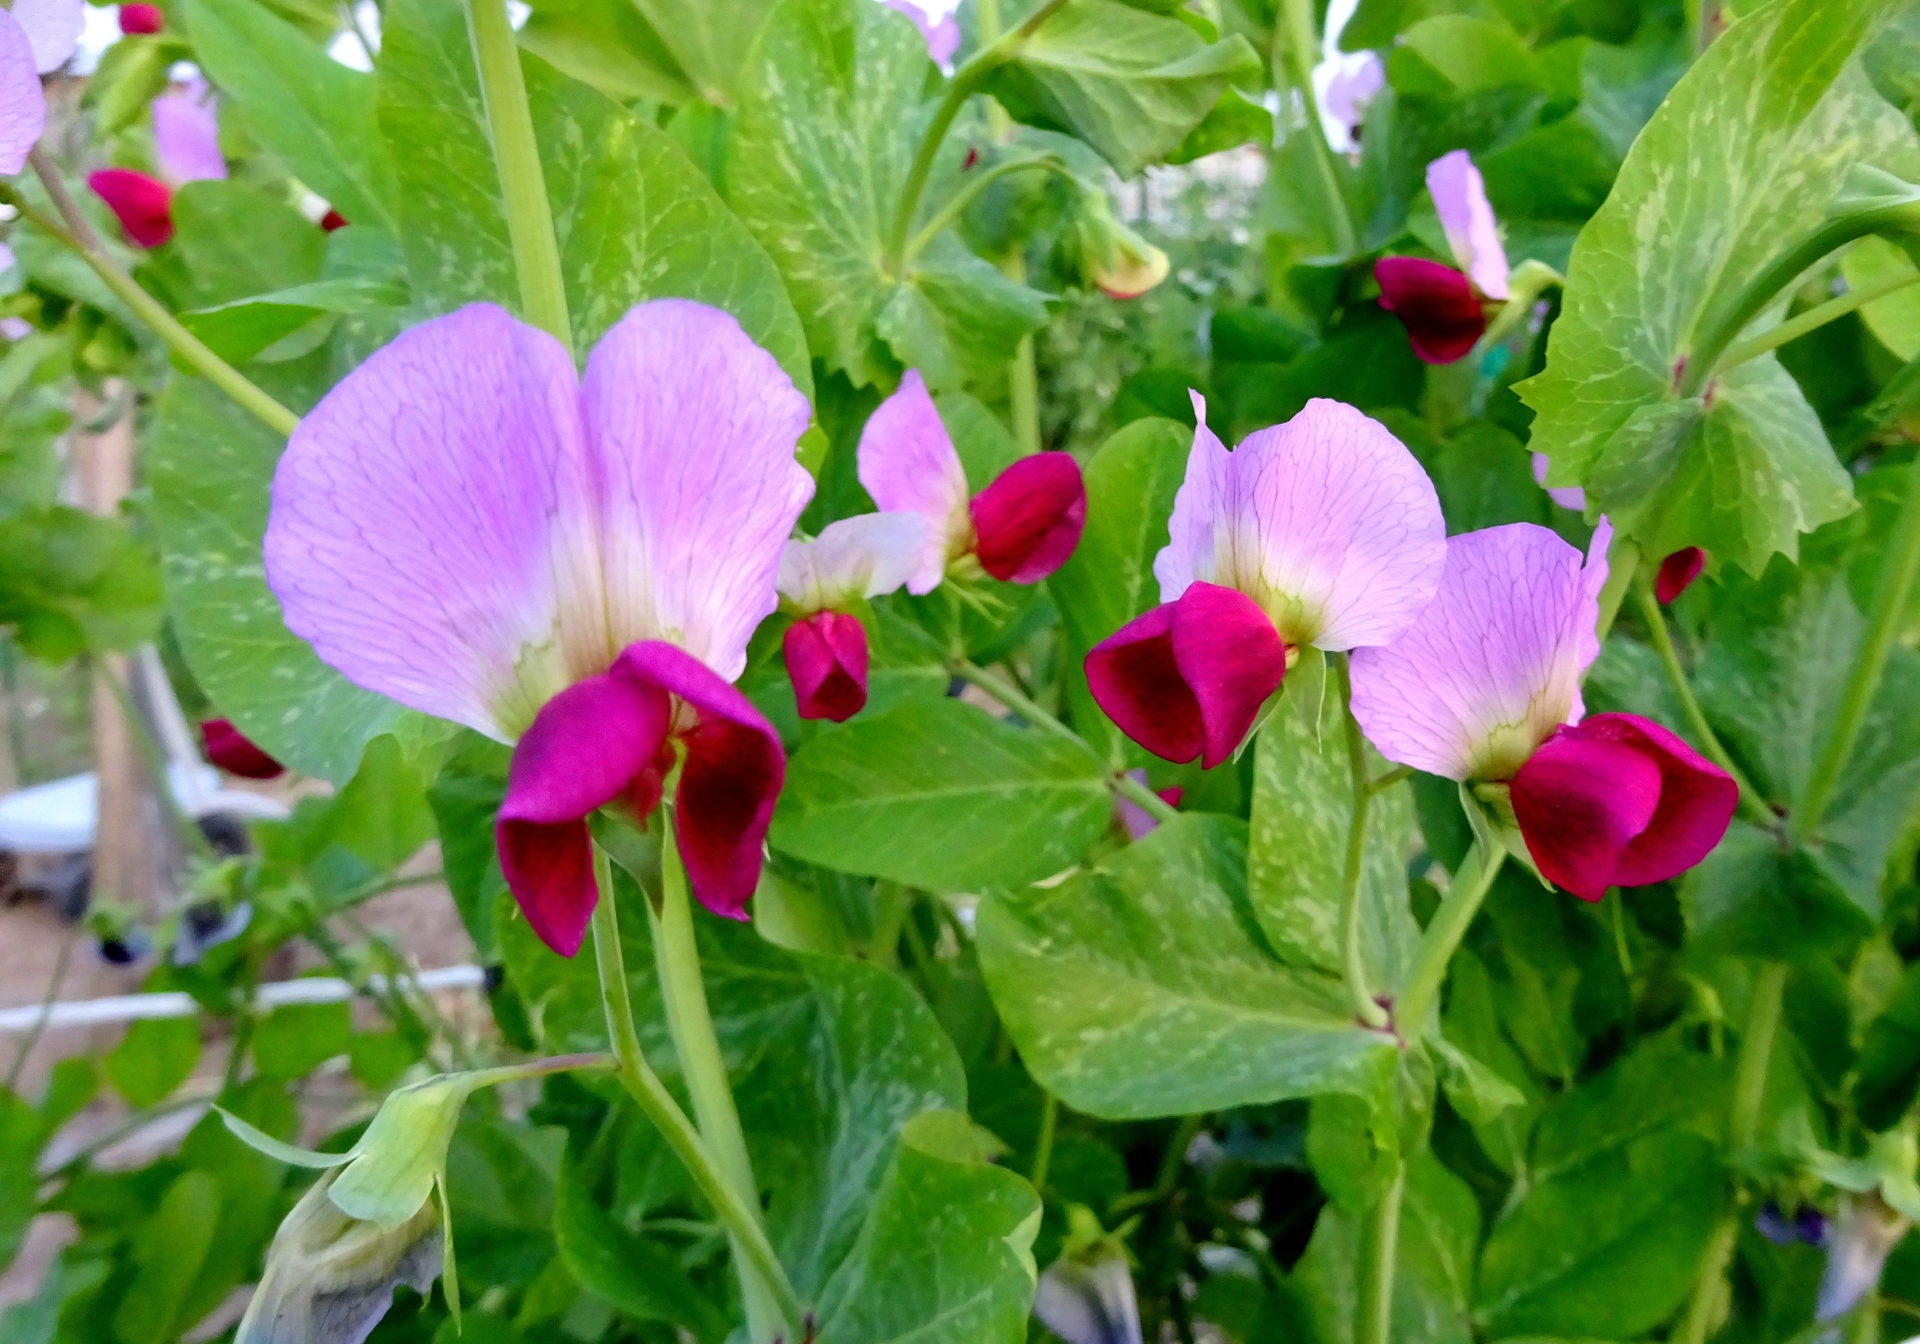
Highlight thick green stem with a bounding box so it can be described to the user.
[1791,458,1920,847]
[1393,842,1506,1037]
[1355,1160,1405,1344]
[906,156,1074,263]
[465,0,570,345]
[651,828,787,1344]
[1722,271,1920,371]
[1336,657,1389,1029]
[588,851,803,1339]
[1030,1091,1058,1193]
[951,659,1179,824]
[13,153,298,437]
[1633,582,1775,828]
[1273,0,1356,258]
[1679,1215,1739,1344]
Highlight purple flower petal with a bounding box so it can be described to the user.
[784,610,868,722]
[0,11,44,177]
[1154,393,1445,652]
[1509,727,1662,901]
[777,511,928,613]
[1350,519,1612,781]
[971,452,1086,584]
[857,369,970,594]
[1656,546,1705,603]
[497,674,673,956]
[1427,150,1508,300]
[1323,52,1384,130]
[1375,257,1485,364]
[1085,581,1288,769]
[266,303,602,740]
[14,0,81,73]
[581,300,814,683]
[882,0,959,67]
[153,81,226,184]
[1531,451,1587,512]
[613,641,785,920]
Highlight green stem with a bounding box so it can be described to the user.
[5,924,76,1091]
[1030,1090,1058,1193]
[868,881,908,969]
[1273,0,1356,258]
[1367,764,1413,797]
[951,659,1179,824]
[1678,1214,1739,1344]
[885,0,1071,273]
[1336,657,1388,1029]
[588,850,803,1340]
[465,0,570,345]
[14,153,298,438]
[650,828,788,1344]
[1355,1160,1405,1344]
[1722,270,1920,371]
[1633,582,1775,828]
[906,156,1074,263]
[1009,333,1040,453]
[1393,841,1506,1037]
[1791,458,1920,847]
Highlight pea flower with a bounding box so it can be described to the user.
[264,300,813,955]
[13,0,82,75]
[1067,188,1171,300]
[882,0,960,69]
[1375,150,1510,364]
[776,512,927,722]
[152,79,227,185]
[1532,450,1585,512]
[0,0,80,177]
[1319,51,1385,146]
[1086,394,1445,768]
[1656,546,1706,603]
[1033,1207,1143,1344]
[201,717,285,780]
[857,368,1087,592]
[119,4,163,33]
[88,168,174,246]
[1349,521,1737,900]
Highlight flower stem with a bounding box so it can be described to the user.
[10,152,299,438]
[1030,1090,1058,1193]
[951,658,1179,824]
[1393,840,1506,1038]
[1336,656,1389,1029]
[1721,270,1920,371]
[1632,580,1775,829]
[1791,455,1920,848]
[649,826,788,1344]
[588,848,803,1340]
[1273,0,1357,258]
[465,0,570,346]
[905,155,1074,264]
[1355,1159,1405,1344]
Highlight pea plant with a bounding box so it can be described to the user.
[3,0,1920,1341]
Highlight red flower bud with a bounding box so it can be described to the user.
[969,452,1086,584]
[118,4,163,33]
[200,719,285,780]
[1374,256,1485,364]
[88,168,173,247]
[321,208,348,232]
[1655,547,1705,603]
[783,610,869,723]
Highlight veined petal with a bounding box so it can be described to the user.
[777,511,928,613]
[783,610,868,722]
[0,11,44,177]
[970,452,1086,584]
[1375,257,1485,364]
[1350,521,1610,781]
[153,83,226,184]
[1510,730,1662,901]
[613,642,785,920]
[1426,150,1508,300]
[14,0,81,73]
[1154,395,1444,651]
[88,168,172,247]
[496,675,671,956]
[857,369,971,594]
[265,303,602,740]
[582,300,813,682]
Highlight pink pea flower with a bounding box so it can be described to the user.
[1531,450,1585,512]
[1375,150,1510,365]
[1322,52,1385,139]
[1655,546,1705,603]
[152,78,227,185]
[882,0,960,69]
[201,718,285,780]
[14,0,83,74]
[1350,521,1736,901]
[776,512,927,722]
[857,368,1087,592]
[0,10,45,177]
[1086,393,1445,769]
[88,167,174,246]
[263,301,814,956]
[119,3,163,33]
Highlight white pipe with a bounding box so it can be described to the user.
[0,965,488,1032]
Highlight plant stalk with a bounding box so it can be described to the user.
[906,155,1074,263]
[1273,0,1357,258]
[588,849,803,1339]
[1722,270,1920,371]
[1393,841,1506,1037]
[465,0,570,345]
[1791,457,1920,847]
[1355,1160,1405,1344]
[1030,1090,1058,1193]
[1336,656,1388,1029]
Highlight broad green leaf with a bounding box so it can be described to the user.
[185,0,398,228]
[519,0,697,105]
[553,1156,727,1339]
[104,1015,202,1109]
[730,0,1049,389]
[0,1090,38,1269]
[251,1000,351,1082]
[111,1171,220,1344]
[1247,653,1421,994]
[1386,15,1544,96]
[1518,0,1920,574]
[771,698,1113,890]
[1474,1130,1723,1338]
[1527,1027,1732,1181]
[976,815,1398,1119]
[169,181,327,311]
[1844,233,1920,358]
[179,272,409,368]
[428,735,513,961]
[0,505,160,659]
[375,0,810,388]
[1853,960,1920,1128]
[630,0,781,104]
[986,0,1262,176]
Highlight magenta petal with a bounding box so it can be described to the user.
[970,453,1087,584]
[611,642,785,920]
[200,718,284,780]
[1510,729,1663,902]
[0,11,43,177]
[497,675,672,957]
[1085,582,1287,769]
[1374,257,1485,364]
[1571,713,1736,888]
[1656,547,1706,604]
[784,611,868,723]
[88,168,173,247]
[119,4,163,33]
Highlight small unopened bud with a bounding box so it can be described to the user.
[1032,1207,1143,1344]
[1818,1193,1910,1323]
[1067,190,1169,301]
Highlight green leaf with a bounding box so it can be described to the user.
[729,0,1049,388]
[105,1015,202,1108]
[185,0,398,229]
[0,1089,39,1269]
[179,273,410,367]
[771,698,1113,890]
[1165,87,1273,164]
[976,814,1398,1119]
[518,0,697,105]
[1518,0,1920,574]
[629,0,782,104]
[0,505,160,659]
[1386,15,1545,96]
[111,1171,221,1344]
[428,735,513,961]
[215,1104,354,1168]
[552,1155,727,1339]
[251,1000,352,1081]
[1844,233,1920,358]
[986,0,1262,176]
[1852,960,1920,1128]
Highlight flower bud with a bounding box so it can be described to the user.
[1656,547,1706,603]
[1818,1193,1910,1323]
[118,4,162,33]
[969,453,1086,584]
[88,168,174,247]
[1033,1207,1143,1344]
[1067,190,1169,300]
[783,610,869,723]
[201,718,285,779]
